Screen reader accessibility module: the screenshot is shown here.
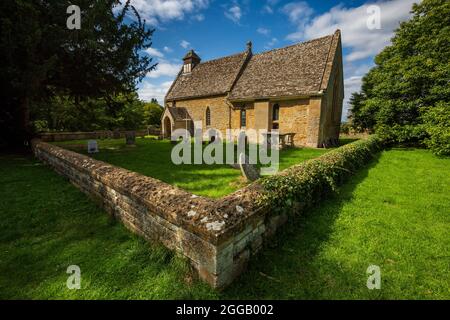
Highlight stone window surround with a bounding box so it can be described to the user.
[240,109,247,128]
[272,103,280,121]
[205,106,211,127]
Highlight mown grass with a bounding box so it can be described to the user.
[0,147,448,299]
[222,148,450,299]
[53,137,330,198]
[0,153,216,299]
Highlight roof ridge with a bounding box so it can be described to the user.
[166,50,249,102]
[166,31,341,102]
[186,32,335,67]
[196,51,246,65]
[253,33,334,57]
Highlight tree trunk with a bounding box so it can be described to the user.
[18,96,31,147]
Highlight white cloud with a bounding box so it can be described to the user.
[346,62,372,79]
[341,63,373,120]
[257,27,270,36]
[262,5,273,14]
[285,0,418,62]
[282,0,419,121]
[147,60,181,79]
[145,47,164,58]
[262,0,279,14]
[264,37,278,49]
[192,13,205,21]
[163,46,173,53]
[225,5,242,24]
[123,0,209,25]
[180,40,191,49]
[281,2,314,24]
[138,80,174,103]
[342,76,363,120]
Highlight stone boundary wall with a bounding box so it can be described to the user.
[31,139,273,288]
[39,128,160,142]
[31,137,382,288]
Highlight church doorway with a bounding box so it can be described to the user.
[163,116,172,139]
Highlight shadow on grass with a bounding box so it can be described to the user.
[0,154,215,299]
[220,153,382,299]
[55,138,331,198]
[3,148,448,299]
[339,138,360,146]
[0,151,384,299]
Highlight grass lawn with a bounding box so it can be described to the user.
[53,137,331,198]
[0,153,215,299]
[0,147,448,299]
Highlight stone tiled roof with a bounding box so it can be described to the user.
[229,31,340,100]
[183,50,200,60]
[165,51,250,101]
[165,30,341,101]
[167,106,191,121]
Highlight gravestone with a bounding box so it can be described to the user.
[125,131,136,145]
[238,153,260,182]
[87,140,99,153]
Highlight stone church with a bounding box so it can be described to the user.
[162,29,344,147]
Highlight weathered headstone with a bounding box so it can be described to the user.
[238,153,260,181]
[87,140,99,153]
[125,131,136,145]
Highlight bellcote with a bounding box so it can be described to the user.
[182,50,201,74]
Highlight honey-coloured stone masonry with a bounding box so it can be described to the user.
[163,30,344,148]
[31,139,287,288]
[31,135,381,288]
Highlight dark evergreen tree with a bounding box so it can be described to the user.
[0,0,156,148]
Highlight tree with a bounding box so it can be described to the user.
[113,93,146,130]
[348,92,368,132]
[31,93,146,132]
[348,0,450,153]
[143,100,163,126]
[0,0,156,148]
[422,102,450,156]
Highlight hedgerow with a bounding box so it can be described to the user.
[258,136,383,215]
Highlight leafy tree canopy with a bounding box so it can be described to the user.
[32,92,146,132]
[0,0,156,147]
[143,100,163,126]
[348,0,449,154]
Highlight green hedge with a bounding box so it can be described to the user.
[259,136,383,214]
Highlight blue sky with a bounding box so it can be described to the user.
[128,0,419,119]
